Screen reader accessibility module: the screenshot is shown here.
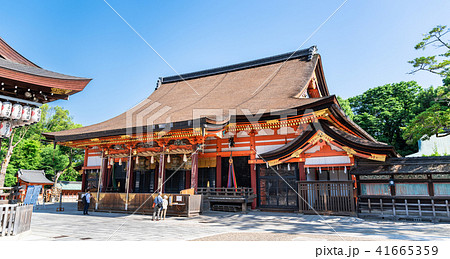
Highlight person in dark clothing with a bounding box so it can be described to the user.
[82,191,91,215]
[152,192,163,221]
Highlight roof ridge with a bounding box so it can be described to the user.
[160,46,317,84]
[0,36,40,68]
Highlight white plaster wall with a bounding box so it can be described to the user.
[407,135,450,157]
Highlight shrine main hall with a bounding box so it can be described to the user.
[44,46,449,219]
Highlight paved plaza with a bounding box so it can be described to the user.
[4,202,450,241]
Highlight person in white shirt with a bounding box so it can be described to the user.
[161,195,169,220]
[82,191,91,215]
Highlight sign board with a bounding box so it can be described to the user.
[23,185,42,205]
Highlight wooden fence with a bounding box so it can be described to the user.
[78,192,202,217]
[0,204,33,236]
[298,181,356,216]
[358,196,450,222]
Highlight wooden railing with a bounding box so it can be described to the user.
[197,187,255,198]
[298,181,356,216]
[358,196,450,222]
[0,204,33,236]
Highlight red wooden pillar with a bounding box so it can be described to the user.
[298,161,306,181]
[191,150,199,191]
[82,148,88,191]
[216,157,222,187]
[250,131,257,209]
[128,157,134,193]
[250,164,257,209]
[158,153,165,193]
[216,138,222,188]
[154,162,159,193]
[106,163,112,190]
[81,172,87,192]
[185,166,191,189]
[101,157,108,192]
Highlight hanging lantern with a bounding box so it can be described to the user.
[287,163,291,171]
[307,167,310,175]
[0,102,12,118]
[150,156,155,164]
[319,167,322,174]
[344,166,347,174]
[5,125,12,138]
[136,156,139,164]
[21,106,32,121]
[167,154,171,163]
[332,167,335,174]
[10,104,23,120]
[183,153,187,162]
[119,158,122,166]
[0,121,12,137]
[110,158,114,165]
[30,107,41,123]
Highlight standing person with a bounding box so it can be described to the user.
[152,192,163,221]
[161,195,169,220]
[82,191,91,215]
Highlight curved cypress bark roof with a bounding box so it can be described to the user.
[0,37,39,67]
[44,47,329,142]
[0,36,91,97]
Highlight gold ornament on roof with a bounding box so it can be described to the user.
[51,88,72,95]
[309,130,334,145]
[369,154,386,162]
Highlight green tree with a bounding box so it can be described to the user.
[408,25,450,77]
[0,105,84,188]
[402,85,450,144]
[403,25,450,145]
[349,81,423,156]
[0,127,30,188]
[337,96,354,120]
[38,106,84,184]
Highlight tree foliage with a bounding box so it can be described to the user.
[403,25,450,145]
[408,25,450,77]
[402,85,450,144]
[337,96,354,120]
[348,81,423,156]
[0,105,84,187]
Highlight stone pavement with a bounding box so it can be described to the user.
[6,202,450,241]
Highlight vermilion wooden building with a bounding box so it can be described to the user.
[44,47,399,213]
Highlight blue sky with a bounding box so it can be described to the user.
[0,0,449,126]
